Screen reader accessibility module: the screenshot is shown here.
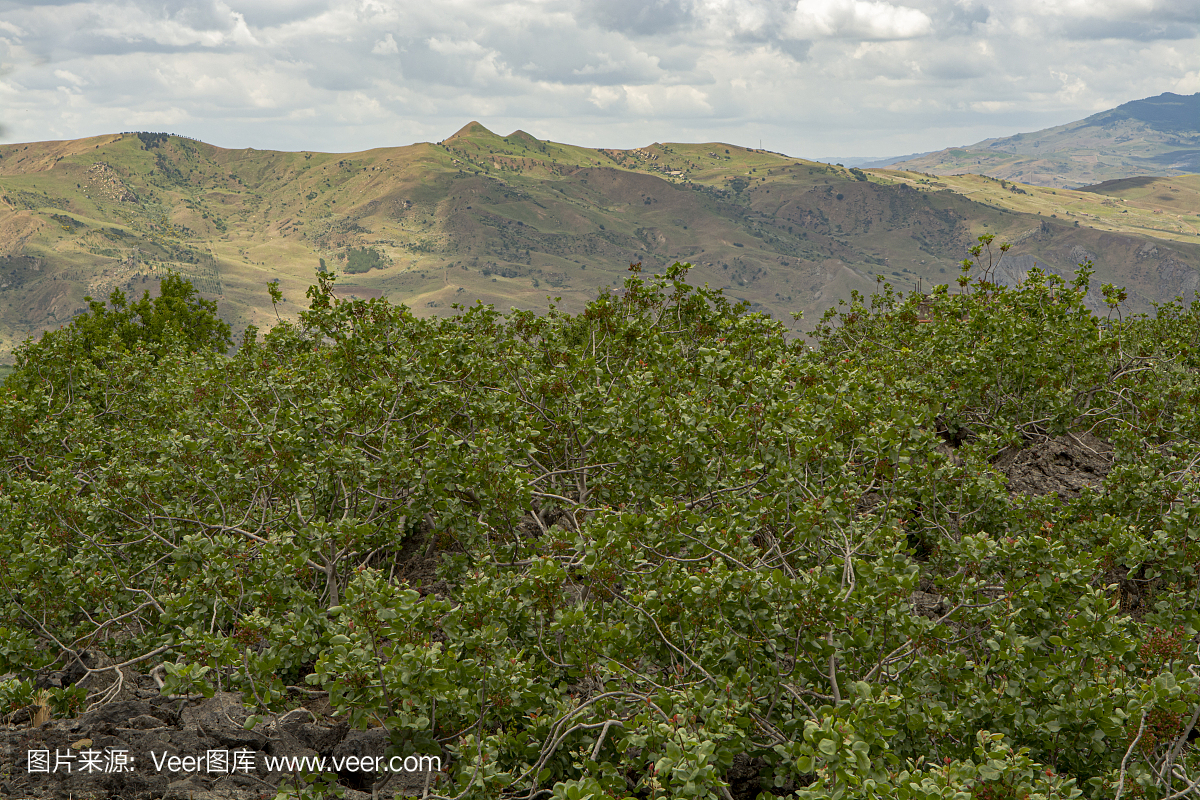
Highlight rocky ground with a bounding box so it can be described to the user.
[1,656,443,800]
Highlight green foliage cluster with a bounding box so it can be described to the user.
[0,677,86,718]
[344,245,387,274]
[136,132,172,149]
[3,248,1200,799]
[8,272,232,388]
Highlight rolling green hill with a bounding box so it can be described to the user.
[2,122,1199,363]
[891,92,1200,188]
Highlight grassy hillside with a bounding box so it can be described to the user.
[1,124,1199,363]
[875,171,1200,242]
[892,92,1200,188]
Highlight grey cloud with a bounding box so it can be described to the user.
[713,22,811,62]
[472,20,661,85]
[940,1,990,34]
[48,34,232,58]
[1152,0,1200,23]
[651,46,703,74]
[771,37,813,61]
[300,56,388,92]
[1,3,242,60]
[582,0,696,36]
[143,0,232,30]
[381,39,504,90]
[919,53,990,81]
[364,17,675,89]
[1055,18,1198,41]
[0,0,76,7]
[226,0,330,28]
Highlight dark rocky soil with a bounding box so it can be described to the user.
[996,431,1113,500]
[1,654,443,800]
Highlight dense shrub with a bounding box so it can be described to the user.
[344,245,387,274]
[3,251,1200,799]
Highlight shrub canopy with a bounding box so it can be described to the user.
[3,254,1200,800]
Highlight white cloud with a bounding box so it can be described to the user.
[426,37,488,57]
[1050,69,1089,104]
[372,33,398,54]
[969,99,1017,113]
[790,0,933,39]
[53,69,85,86]
[589,86,623,109]
[624,84,713,115]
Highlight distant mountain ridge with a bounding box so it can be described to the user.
[812,152,937,169]
[1,123,1199,363]
[1087,92,1200,133]
[891,91,1200,188]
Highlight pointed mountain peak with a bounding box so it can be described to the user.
[445,121,496,142]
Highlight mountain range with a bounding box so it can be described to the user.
[1,104,1198,364]
[890,92,1200,188]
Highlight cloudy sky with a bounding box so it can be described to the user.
[0,0,1197,159]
